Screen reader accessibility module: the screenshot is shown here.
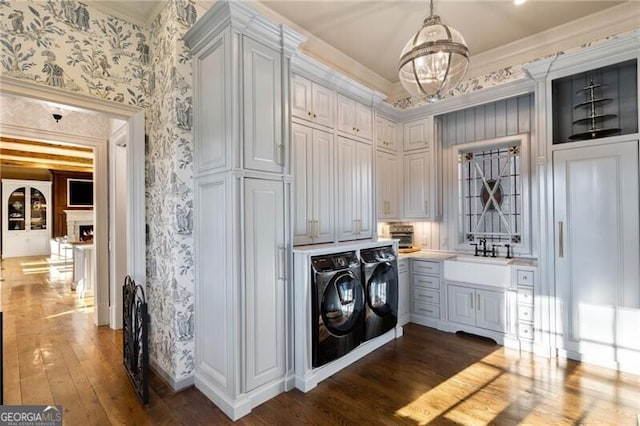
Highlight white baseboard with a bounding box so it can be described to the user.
[149,356,194,392]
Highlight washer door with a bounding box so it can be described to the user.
[321,271,364,336]
[367,261,398,316]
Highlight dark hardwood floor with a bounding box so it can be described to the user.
[2,256,639,425]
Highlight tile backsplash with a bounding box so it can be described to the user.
[378,221,441,250]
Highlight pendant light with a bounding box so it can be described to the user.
[398,0,470,101]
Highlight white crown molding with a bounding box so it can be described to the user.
[0,123,104,147]
[0,76,142,118]
[467,2,640,81]
[88,0,167,28]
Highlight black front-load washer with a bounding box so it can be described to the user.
[360,245,398,341]
[311,251,364,368]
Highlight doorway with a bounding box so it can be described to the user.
[0,76,145,329]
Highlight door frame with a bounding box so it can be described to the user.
[0,75,146,328]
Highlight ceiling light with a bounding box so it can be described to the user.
[52,113,62,122]
[514,0,527,5]
[398,0,470,101]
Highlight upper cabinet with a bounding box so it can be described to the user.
[291,74,335,129]
[243,37,283,173]
[190,30,288,176]
[403,116,433,151]
[375,116,400,152]
[337,94,373,141]
[376,150,400,220]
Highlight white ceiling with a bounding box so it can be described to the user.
[87,0,627,85]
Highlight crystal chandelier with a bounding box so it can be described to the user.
[398,0,469,101]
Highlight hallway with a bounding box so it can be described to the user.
[2,256,640,425]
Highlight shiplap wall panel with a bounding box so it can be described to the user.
[440,94,534,146]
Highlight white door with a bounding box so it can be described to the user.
[447,284,475,327]
[291,123,313,245]
[354,140,372,238]
[337,95,356,136]
[403,152,430,219]
[244,178,285,390]
[336,137,356,240]
[376,151,399,220]
[553,140,640,365]
[291,74,312,122]
[312,128,334,243]
[243,37,282,173]
[355,102,373,140]
[475,288,506,332]
[311,83,334,128]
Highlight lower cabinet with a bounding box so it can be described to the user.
[411,259,442,327]
[397,258,410,325]
[447,284,506,333]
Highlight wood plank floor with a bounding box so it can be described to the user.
[2,256,639,425]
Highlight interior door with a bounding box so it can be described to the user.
[553,140,640,365]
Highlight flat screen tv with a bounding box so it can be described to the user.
[67,179,93,207]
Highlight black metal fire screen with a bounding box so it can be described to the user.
[123,275,149,404]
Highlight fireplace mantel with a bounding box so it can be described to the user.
[64,209,94,241]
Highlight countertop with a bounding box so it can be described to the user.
[399,249,538,267]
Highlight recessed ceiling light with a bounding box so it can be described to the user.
[514,0,527,5]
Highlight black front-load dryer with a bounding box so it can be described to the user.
[311,251,364,368]
[360,245,398,341]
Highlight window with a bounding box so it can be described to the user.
[457,135,528,246]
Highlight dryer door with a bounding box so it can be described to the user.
[366,261,398,316]
[321,271,364,336]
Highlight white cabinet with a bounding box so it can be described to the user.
[411,259,442,326]
[403,151,431,219]
[292,123,334,245]
[376,151,400,220]
[291,74,335,128]
[398,258,410,325]
[375,116,399,152]
[336,136,372,241]
[243,37,283,173]
[553,140,640,368]
[337,94,373,140]
[185,3,297,419]
[244,178,286,390]
[447,284,506,333]
[2,179,51,258]
[403,116,433,151]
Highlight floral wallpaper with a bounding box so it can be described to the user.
[0,0,148,105]
[0,0,199,385]
[145,0,200,383]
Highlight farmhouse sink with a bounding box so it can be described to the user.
[444,255,513,288]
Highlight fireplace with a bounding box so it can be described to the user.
[79,225,94,242]
[64,210,94,242]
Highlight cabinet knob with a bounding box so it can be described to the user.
[308,111,312,116]
[352,127,356,131]
[313,113,317,118]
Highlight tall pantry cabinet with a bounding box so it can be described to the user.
[184,2,303,420]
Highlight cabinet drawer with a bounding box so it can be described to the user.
[413,260,440,275]
[518,288,533,304]
[517,270,534,286]
[518,323,534,340]
[518,304,533,322]
[412,274,439,289]
[413,288,439,304]
[413,302,440,319]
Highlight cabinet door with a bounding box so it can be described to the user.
[291,124,314,245]
[403,116,433,151]
[291,74,312,122]
[447,285,475,327]
[553,140,640,359]
[376,151,399,220]
[354,141,372,238]
[338,137,372,241]
[312,83,334,128]
[243,37,282,173]
[311,128,334,244]
[337,94,356,136]
[476,289,506,332]
[376,117,396,150]
[336,137,356,240]
[355,102,373,140]
[244,178,285,391]
[403,152,431,219]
